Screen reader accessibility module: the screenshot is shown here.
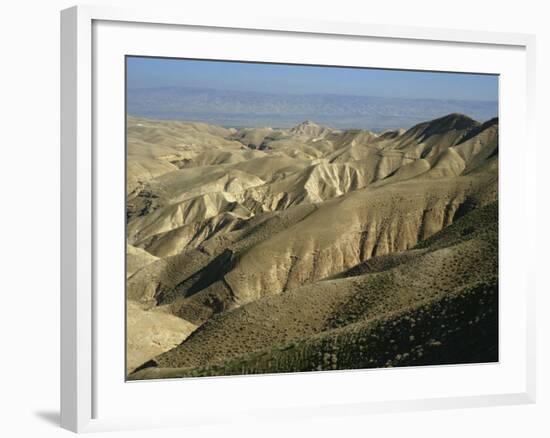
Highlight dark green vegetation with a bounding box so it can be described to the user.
[126,113,499,379]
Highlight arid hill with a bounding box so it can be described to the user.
[125,113,498,378]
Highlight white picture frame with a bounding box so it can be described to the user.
[60,4,537,433]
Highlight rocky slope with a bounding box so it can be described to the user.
[125,113,499,378]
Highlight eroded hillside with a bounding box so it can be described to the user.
[125,114,498,378]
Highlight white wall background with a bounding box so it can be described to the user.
[0,0,547,436]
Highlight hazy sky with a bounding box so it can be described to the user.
[127,56,498,102]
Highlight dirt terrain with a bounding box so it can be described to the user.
[125,113,498,378]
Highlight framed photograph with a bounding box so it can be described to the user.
[61,5,536,432]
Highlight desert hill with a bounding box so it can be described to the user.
[131,201,497,378]
[125,113,499,378]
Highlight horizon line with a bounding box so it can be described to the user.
[126,112,499,132]
[127,85,498,104]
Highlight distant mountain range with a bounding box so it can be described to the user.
[127,86,498,131]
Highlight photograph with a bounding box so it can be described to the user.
[125,57,499,380]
